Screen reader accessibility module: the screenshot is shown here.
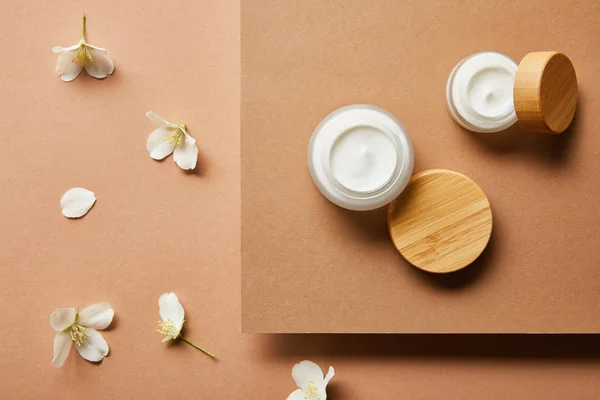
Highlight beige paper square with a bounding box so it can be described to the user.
[242,0,600,333]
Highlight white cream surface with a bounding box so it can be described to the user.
[446,51,518,133]
[330,126,397,193]
[467,67,514,118]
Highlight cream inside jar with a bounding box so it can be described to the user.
[446,51,518,133]
[329,125,398,193]
[308,104,414,211]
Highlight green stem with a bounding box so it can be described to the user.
[180,336,216,359]
[81,13,87,40]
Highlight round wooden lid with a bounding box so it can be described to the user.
[513,51,578,134]
[387,169,493,274]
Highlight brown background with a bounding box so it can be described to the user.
[242,0,600,333]
[1,0,600,399]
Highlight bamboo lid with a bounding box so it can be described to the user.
[513,51,578,134]
[387,169,492,274]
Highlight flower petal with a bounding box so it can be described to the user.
[60,188,96,218]
[173,135,198,170]
[84,43,107,51]
[147,128,175,160]
[78,302,114,330]
[52,332,72,367]
[50,308,76,332]
[323,366,335,385]
[146,111,170,128]
[85,48,114,79]
[286,389,305,400]
[55,50,83,82]
[75,328,109,362]
[159,292,185,327]
[53,41,83,53]
[292,360,324,389]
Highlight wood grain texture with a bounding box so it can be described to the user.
[388,169,492,273]
[514,51,578,134]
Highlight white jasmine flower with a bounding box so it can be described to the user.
[146,112,199,170]
[53,14,114,82]
[51,302,114,367]
[287,360,335,400]
[60,188,96,218]
[157,292,215,358]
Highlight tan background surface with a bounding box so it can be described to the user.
[242,0,600,333]
[1,1,600,399]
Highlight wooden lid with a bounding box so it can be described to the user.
[387,169,492,274]
[513,51,578,134]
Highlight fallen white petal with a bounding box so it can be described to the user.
[53,40,84,54]
[147,128,175,160]
[60,188,96,218]
[85,48,114,79]
[146,111,170,128]
[75,328,109,362]
[286,389,305,400]
[173,135,198,170]
[159,292,185,328]
[50,308,76,332]
[52,332,72,367]
[85,43,107,52]
[323,366,335,385]
[292,360,324,389]
[78,302,114,330]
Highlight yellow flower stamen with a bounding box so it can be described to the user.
[72,45,93,66]
[165,129,185,147]
[304,381,320,399]
[69,324,89,347]
[156,319,177,337]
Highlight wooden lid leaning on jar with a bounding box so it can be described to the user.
[513,51,578,134]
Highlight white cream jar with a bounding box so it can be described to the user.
[308,104,414,211]
[446,51,578,134]
[446,51,518,133]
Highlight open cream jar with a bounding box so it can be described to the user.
[447,51,578,134]
[308,104,414,211]
[446,51,518,133]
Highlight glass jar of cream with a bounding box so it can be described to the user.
[447,51,578,134]
[446,51,518,133]
[308,104,414,211]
